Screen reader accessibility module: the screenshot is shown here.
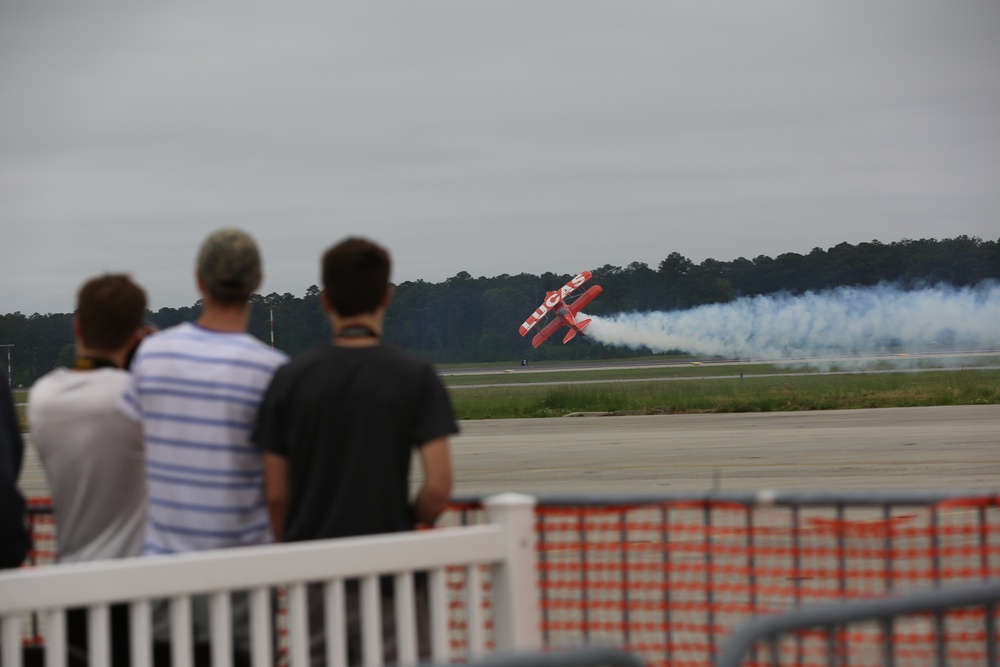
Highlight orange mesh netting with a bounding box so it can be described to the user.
[528,498,1000,667]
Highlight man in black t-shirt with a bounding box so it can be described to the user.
[252,236,456,665]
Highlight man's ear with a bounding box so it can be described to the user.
[71,314,81,342]
[380,286,394,310]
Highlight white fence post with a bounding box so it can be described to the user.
[483,493,541,653]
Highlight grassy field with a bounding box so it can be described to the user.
[12,389,27,432]
[9,361,1000,428]
[442,362,801,386]
[447,367,1000,419]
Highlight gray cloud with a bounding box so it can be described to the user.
[2,1,998,313]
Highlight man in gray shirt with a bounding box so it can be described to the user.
[30,274,149,666]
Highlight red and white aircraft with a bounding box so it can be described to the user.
[519,271,604,348]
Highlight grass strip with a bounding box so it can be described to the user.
[12,390,28,433]
[442,363,798,386]
[440,357,1000,387]
[449,368,1000,419]
[11,365,999,429]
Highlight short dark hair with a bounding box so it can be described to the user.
[76,274,147,351]
[321,237,391,317]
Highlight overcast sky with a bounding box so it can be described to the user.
[2,1,998,315]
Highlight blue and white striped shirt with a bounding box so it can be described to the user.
[120,322,287,555]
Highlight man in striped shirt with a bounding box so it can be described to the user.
[121,227,287,665]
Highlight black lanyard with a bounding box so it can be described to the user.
[73,356,117,370]
[335,325,380,340]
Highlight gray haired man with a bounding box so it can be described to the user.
[121,227,287,666]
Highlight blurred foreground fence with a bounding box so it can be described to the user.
[431,647,645,667]
[714,580,1000,667]
[22,491,1000,666]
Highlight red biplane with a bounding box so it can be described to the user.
[519,271,604,348]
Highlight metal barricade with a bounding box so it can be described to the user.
[714,580,1000,667]
[417,647,644,667]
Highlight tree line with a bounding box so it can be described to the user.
[2,236,997,386]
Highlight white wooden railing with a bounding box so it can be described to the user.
[0,493,540,667]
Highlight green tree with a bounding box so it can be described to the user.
[4,236,998,383]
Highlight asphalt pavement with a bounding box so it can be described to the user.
[18,404,1000,500]
[448,404,1000,496]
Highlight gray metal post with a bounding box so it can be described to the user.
[0,344,12,385]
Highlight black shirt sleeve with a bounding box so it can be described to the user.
[0,372,31,569]
[412,364,459,448]
[252,365,289,458]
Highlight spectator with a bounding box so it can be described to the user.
[0,369,30,570]
[30,274,149,666]
[253,236,457,666]
[0,370,31,666]
[121,228,287,666]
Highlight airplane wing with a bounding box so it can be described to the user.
[520,271,597,340]
[531,317,566,348]
[520,303,548,336]
[568,285,603,314]
[559,271,592,295]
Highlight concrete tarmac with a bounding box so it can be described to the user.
[19,405,1000,500]
[450,404,1000,496]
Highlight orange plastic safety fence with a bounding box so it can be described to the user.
[530,498,1000,667]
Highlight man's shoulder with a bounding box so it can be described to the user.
[29,367,65,396]
[31,369,133,435]
[32,367,129,399]
[278,343,331,375]
[28,369,62,415]
[221,332,288,368]
[139,322,287,367]
[145,321,192,340]
[377,344,437,374]
[289,343,429,368]
[271,344,436,387]
[133,322,193,352]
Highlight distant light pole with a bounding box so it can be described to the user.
[0,344,12,385]
[262,296,277,349]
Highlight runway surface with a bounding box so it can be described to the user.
[448,404,1000,496]
[18,404,1000,500]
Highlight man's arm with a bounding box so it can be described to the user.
[413,437,453,527]
[264,452,290,542]
[0,374,30,568]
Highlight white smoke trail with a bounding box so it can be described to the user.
[585,282,1000,362]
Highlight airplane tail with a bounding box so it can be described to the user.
[562,318,592,344]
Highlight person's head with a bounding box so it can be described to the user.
[75,274,148,352]
[196,227,262,306]
[321,237,391,317]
